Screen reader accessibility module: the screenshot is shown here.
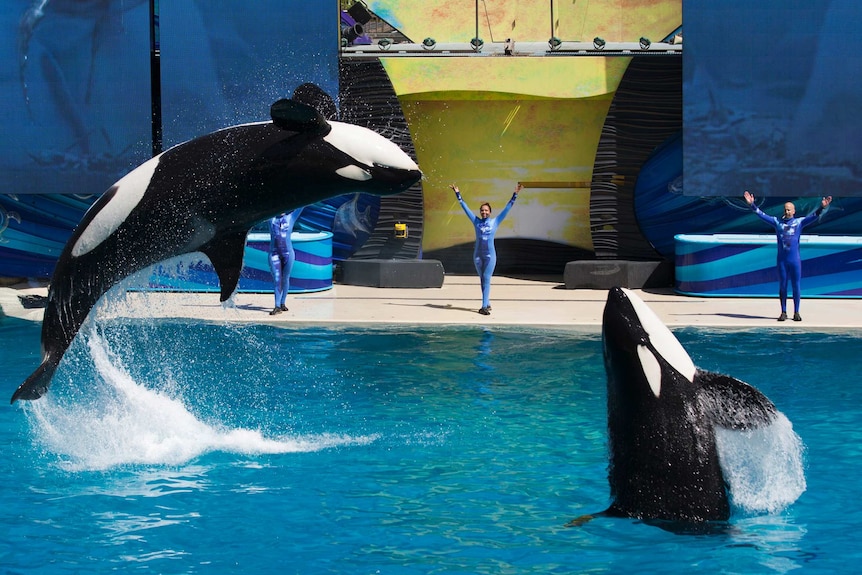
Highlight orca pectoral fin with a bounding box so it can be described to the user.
[200,231,249,302]
[565,514,597,528]
[11,357,59,403]
[696,370,778,430]
[565,509,612,528]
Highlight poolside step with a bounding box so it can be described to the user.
[564,260,673,290]
[339,258,445,288]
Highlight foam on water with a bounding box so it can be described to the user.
[23,328,377,471]
[715,413,807,514]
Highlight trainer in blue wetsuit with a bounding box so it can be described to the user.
[743,191,832,322]
[452,183,522,315]
[268,208,304,315]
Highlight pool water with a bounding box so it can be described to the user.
[1,317,861,573]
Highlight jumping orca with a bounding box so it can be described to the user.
[573,287,779,526]
[11,99,421,403]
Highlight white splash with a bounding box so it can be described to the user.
[25,329,376,472]
[715,413,807,514]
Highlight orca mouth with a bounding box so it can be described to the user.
[368,164,423,190]
[605,287,636,319]
[603,287,644,349]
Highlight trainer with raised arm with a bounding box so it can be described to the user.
[744,190,832,321]
[452,183,521,315]
[268,208,304,316]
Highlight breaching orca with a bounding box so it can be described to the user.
[571,287,779,526]
[11,99,421,403]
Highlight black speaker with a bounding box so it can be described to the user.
[347,2,372,25]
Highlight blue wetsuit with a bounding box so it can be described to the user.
[750,202,824,314]
[457,192,518,309]
[269,208,303,309]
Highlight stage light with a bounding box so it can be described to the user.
[341,23,364,44]
[422,37,436,50]
[593,37,606,50]
[470,37,484,51]
[378,38,392,51]
[548,36,562,51]
[639,37,651,50]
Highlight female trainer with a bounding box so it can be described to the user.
[268,207,304,315]
[452,183,522,315]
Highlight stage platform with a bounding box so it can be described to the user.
[563,260,673,290]
[339,258,445,288]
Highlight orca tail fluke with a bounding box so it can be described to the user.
[11,357,59,403]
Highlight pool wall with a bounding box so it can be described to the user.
[147,232,333,293]
[674,234,862,298]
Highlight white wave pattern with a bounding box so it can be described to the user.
[27,329,377,471]
[715,413,807,514]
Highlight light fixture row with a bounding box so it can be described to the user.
[366,37,654,52]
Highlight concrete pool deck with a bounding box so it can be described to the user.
[3,275,862,330]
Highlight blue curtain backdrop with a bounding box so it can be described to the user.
[0,1,339,277]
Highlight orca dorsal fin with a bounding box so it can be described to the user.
[270,99,331,137]
[200,230,249,302]
[696,370,778,430]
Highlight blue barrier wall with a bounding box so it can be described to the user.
[148,232,333,294]
[675,234,862,298]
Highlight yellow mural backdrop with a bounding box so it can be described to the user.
[356,1,681,255]
[403,97,609,252]
[381,56,630,252]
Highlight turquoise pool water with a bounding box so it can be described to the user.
[1,317,860,573]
